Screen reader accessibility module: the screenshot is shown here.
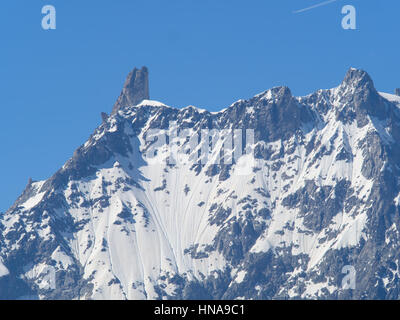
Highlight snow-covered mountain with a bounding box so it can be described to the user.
[1,67,400,299]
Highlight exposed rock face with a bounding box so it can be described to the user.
[1,68,400,300]
[112,66,149,114]
[100,112,108,123]
[395,88,400,96]
[333,68,389,126]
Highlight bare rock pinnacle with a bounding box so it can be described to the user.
[101,112,109,123]
[112,66,149,114]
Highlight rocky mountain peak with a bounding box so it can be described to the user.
[112,66,150,114]
[255,86,292,102]
[267,86,292,101]
[340,67,376,92]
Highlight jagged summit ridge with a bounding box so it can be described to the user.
[1,67,400,300]
[112,67,375,116]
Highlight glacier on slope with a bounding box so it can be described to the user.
[1,67,400,299]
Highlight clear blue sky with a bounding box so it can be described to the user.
[0,0,399,211]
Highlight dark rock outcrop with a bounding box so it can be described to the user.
[112,66,149,114]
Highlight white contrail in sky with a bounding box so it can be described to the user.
[293,0,339,13]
